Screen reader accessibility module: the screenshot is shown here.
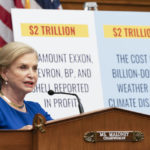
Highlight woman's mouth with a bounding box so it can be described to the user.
[24,81,34,87]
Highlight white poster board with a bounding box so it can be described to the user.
[95,11,150,115]
[11,9,103,119]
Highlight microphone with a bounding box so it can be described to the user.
[48,90,84,114]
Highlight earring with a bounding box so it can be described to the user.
[5,81,8,85]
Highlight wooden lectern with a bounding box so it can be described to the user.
[0,107,149,150]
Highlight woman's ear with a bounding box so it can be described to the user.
[0,68,8,81]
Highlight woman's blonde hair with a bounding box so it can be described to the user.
[0,41,38,88]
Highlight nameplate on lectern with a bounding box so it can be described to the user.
[84,131,144,143]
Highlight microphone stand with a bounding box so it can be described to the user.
[48,90,84,114]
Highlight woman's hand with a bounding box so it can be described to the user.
[19,125,33,130]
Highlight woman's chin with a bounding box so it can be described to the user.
[23,88,34,94]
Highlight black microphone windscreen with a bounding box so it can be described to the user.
[48,90,55,95]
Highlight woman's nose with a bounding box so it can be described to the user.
[27,69,35,78]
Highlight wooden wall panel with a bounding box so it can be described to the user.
[60,0,150,11]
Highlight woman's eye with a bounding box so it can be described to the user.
[33,66,38,71]
[20,65,27,69]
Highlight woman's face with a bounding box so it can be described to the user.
[2,53,38,94]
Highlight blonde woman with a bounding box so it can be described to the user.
[0,42,53,129]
